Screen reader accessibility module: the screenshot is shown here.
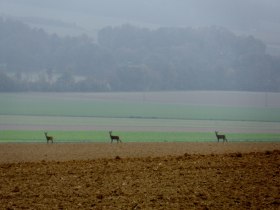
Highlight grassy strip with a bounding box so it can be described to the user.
[0,130,280,143]
[1,93,280,122]
[1,115,280,134]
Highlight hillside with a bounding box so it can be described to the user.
[0,18,280,92]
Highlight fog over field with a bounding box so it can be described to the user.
[0,0,280,92]
[1,0,280,43]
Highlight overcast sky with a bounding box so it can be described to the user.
[1,0,280,44]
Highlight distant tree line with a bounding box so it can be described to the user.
[0,18,279,92]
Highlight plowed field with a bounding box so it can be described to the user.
[0,143,279,209]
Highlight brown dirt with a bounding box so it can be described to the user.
[0,143,279,209]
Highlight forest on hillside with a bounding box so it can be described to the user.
[0,18,279,92]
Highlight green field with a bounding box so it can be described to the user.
[0,92,280,122]
[1,130,280,143]
[0,92,280,143]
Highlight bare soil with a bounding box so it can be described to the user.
[0,142,279,209]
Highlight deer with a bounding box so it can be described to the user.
[215,131,227,142]
[44,132,54,144]
[109,131,122,143]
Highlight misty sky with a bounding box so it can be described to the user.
[1,0,280,44]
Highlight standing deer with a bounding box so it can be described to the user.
[109,131,122,143]
[44,132,54,144]
[215,131,227,142]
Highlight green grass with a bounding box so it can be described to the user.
[1,93,280,122]
[1,115,280,134]
[1,93,280,143]
[0,130,279,143]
